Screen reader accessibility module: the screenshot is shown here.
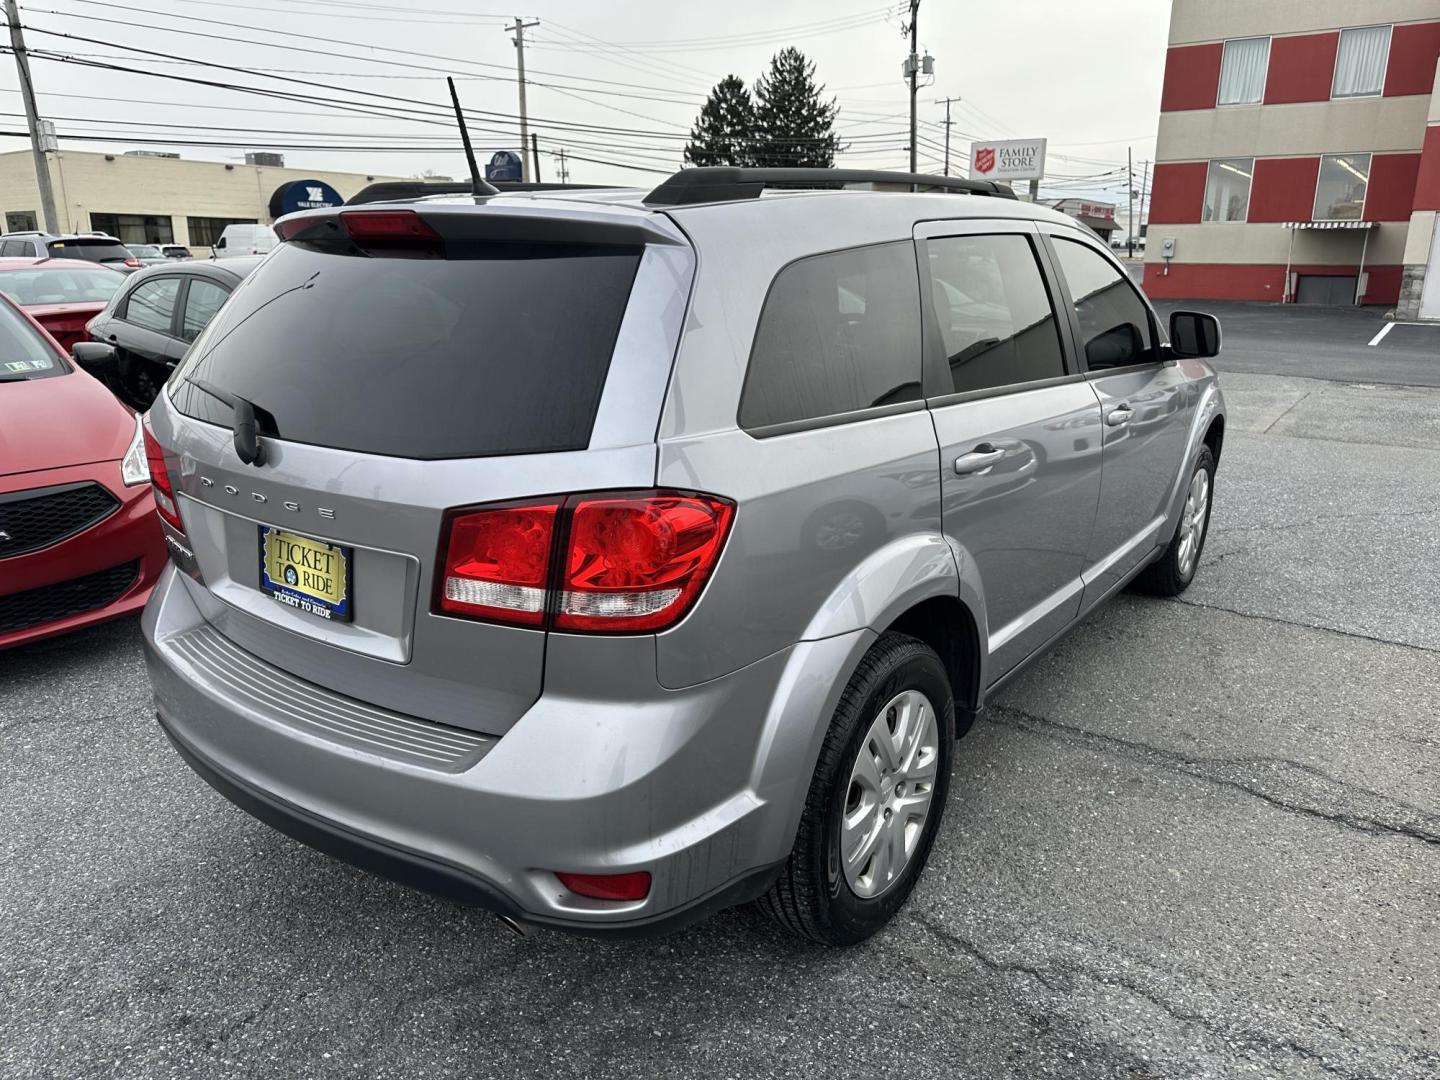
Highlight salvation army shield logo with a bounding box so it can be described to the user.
[974,147,996,175]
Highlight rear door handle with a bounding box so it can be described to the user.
[1105,404,1133,427]
[954,446,1005,475]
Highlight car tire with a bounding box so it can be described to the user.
[756,631,954,946]
[1133,445,1216,597]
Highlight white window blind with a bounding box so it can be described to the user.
[1333,25,1391,98]
[1218,37,1270,105]
[1203,159,1254,223]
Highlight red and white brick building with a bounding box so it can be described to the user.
[1144,0,1440,317]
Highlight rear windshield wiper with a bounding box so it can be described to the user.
[185,376,277,466]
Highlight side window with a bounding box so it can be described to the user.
[923,233,1066,395]
[740,241,922,430]
[1,240,28,257]
[1051,238,1155,371]
[121,277,182,334]
[181,279,230,342]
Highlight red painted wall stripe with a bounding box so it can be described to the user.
[1415,126,1440,211]
[1364,153,1423,220]
[1248,157,1320,221]
[1149,161,1209,224]
[1143,263,1402,304]
[1385,21,1440,97]
[1161,43,1223,111]
[1264,33,1339,104]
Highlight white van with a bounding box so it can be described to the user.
[211,224,278,259]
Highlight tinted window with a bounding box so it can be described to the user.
[47,239,133,264]
[1052,238,1155,370]
[0,301,64,379]
[924,233,1065,395]
[123,277,181,333]
[740,242,921,430]
[181,278,229,342]
[0,265,124,305]
[171,240,641,459]
[1,240,31,257]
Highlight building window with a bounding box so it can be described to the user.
[1203,158,1253,222]
[1217,36,1270,105]
[90,213,174,245]
[186,216,258,247]
[1332,25,1391,98]
[5,211,38,232]
[1313,153,1371,220]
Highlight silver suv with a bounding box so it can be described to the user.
[141,168,1225,945]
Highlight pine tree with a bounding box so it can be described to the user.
[752,48,843,168]
[684,76,756,167]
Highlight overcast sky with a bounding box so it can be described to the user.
[1,0,1170,206]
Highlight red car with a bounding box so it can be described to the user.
[0,257,127,352]
[0,292,165,649]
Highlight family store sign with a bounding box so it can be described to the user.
[970,139,1048,182]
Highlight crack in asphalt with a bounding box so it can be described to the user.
[1168,596,1440,656]
[983,705,1440,848]
[909,916,1375,1080]
[1260,391,1315,434]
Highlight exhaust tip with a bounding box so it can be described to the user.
[496,913,534,938]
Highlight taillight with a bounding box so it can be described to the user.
[438,501,560,626]
[142,424,183,532]
[435,491,734,634]
[340,210,443,257]
[124,257,141,268]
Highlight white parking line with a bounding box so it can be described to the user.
[1368,322,1396,347]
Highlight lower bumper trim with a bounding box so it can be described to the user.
[157,710,783,939]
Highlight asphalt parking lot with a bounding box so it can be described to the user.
[3,308,1438,1079]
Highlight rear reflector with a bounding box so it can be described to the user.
[142,423,183,532]
[555,870,652,902]
[435,491,734,633]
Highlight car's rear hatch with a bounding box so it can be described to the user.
[27,303,105,352]
[147,199,693,736]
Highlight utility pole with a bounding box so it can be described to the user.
[508,17,540,182]
[555,147,569,183]
[530,133,541,183]
[904,0,920,175]
[1127,146,1135,258]
[934,95,959,175]
[4,0,59,232]
[1139,159,1151,251]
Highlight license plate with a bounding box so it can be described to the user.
[258,526,352,622]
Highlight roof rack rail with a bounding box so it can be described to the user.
[643,167,1017,207]
[346,179,620,205]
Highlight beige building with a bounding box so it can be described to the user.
[1145,0,1440,315]
[0,149,406,256]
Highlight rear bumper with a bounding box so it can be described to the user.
[0,461,165,650]
[143,567,867,934]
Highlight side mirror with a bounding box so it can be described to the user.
[71,341,118,373]
[1169,311,1221,359]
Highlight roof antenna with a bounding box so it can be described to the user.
[448,76,499,197]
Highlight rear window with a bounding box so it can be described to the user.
[0,301,64,380]
[47,240,132,264]
[0,265,124,305]
[170,240,642,459]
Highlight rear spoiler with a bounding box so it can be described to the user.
[347,181,620,205]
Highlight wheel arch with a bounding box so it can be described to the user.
[882,595,983,736]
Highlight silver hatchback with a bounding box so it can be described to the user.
[141,168,1225,944]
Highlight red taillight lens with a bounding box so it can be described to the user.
[142,425,183,532]
[438,501,560,625]
[556,494,734,632]
[434,491,733,633]
[555,870,652,902]
[124,257,141,268]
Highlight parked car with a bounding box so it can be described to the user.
[82,257,262,410]
[124,244,173,266]
[0,231,142,272]
[0,257,127,352]
[210,223,277,258]
[160,244,193,261]
[141,169,1225,944]
[0,292,165,650]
